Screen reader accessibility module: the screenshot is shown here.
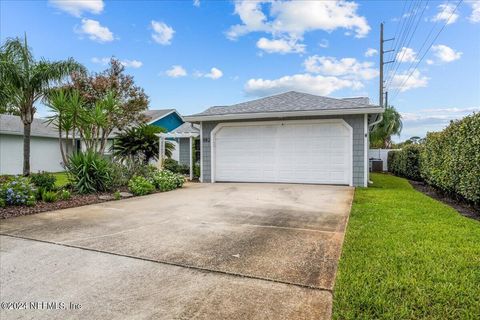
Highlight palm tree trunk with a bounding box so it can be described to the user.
[23,122,31,176]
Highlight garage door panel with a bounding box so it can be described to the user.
[214,121,351,185]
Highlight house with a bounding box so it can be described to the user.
[0,109,185,175]
[0,114,74,174]
[184,91,384,187]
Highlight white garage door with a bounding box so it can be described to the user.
[212,120,352,185]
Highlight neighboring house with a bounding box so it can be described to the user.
[0,109,186,175]
[0,114,76,174]
[184,91,384,187]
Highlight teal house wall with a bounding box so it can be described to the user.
[150,112,184,132]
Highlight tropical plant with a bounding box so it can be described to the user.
[66,151,113,193]
[163,158,189,175]
[70,58,149,152]
[370,105,403,148]
[41,190,58,203]
[128,175,155,196]
[0,35,85,175]
[112,124,174,164]
[58,189,71,201]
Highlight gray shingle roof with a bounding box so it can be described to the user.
[168,122,199,134]
[0,114,58,138]
[144,109,175,123]
[188,91,377,117]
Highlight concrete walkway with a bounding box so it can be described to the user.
[0,183,354,319]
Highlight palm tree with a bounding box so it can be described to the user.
[112,124,174,164]
[370,105,403,148]
[0,35,85,175]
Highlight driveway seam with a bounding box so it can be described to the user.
[0,233,333,294]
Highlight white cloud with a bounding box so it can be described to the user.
[399,106,479,139]
[256,37,305,54]
[244,73,362,97]
[431,44,462,62]
[303,56,378,80]
[193,0,200,7]
[165,65,187,78]
[396,47,418,63]
[364,48,378,57]
[151,21,174,45]
[92,57,143,68]
[390,70,429,92]
[467,0,480,23]
[426,59,434,65]
[204,67,223,79]
[226,0,370,53]
[49,0,104,17]
[77,19,114,43]
[431,3,459,25]
[319,39,329,48]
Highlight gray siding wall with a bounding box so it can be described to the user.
[178,138,191,166]
[200,114,367,186]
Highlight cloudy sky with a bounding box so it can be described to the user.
[1,0,479,140]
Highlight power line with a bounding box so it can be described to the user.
[390,0,464,101]
[383,0,409,78]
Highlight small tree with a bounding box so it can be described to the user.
[370,105,403,148]
[0,35,85,175]
[112,124,174,164]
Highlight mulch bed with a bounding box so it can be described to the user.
[0,193,115,219]
[409,180,480,221]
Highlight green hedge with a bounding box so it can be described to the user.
[388,144,423,181]
[420,113,480,203]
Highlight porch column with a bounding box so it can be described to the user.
[158,135,165,169]
[189,136,193,180]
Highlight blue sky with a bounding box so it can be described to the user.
[1,0,479,140]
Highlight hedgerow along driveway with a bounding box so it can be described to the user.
[0,182,353,319]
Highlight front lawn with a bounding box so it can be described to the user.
[333,173,480,319]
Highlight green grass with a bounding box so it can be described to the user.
[53,172,69,188]
[333,173,480,320]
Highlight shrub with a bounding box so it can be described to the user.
[420,113,480,203]
[67,151,113,194]
[113,190,121,200]
[163,159,189,175]
[128,176,155,196]
[59,189,71,201]
[0,198,5,208]
[41,190,58,203]
[30,172,56,191]
[389,144,423,181]
[150,170,185,192]
[0,176,36,206]
[387,151,399,173]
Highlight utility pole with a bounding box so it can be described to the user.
[380,22,395,108]
[385,91,389,108]
[380,23,384,108]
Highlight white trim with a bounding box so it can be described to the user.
[147,109,185,125]
[210,119,353,186]
[185,107,384,122]
[158,132,199,138]
[364,114,368,187]
[199,122,203,182]
[189,136,193,181]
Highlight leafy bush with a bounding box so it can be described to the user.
[420,113,480,203]
[113,190,121,200]
[149,170,185,192]
[387,150,399,173]
[389,144,423,181]
[30,172,56,191]
[128,176,155,196]
[41,190,58,203]
[59,189,71,201]
[0,176,36,206]
[67,151,113,194]
[163,159,189,175]
[0,198,5,208]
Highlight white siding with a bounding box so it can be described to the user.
[0,134,67,175]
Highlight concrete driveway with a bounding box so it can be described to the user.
[0,183,353,320]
